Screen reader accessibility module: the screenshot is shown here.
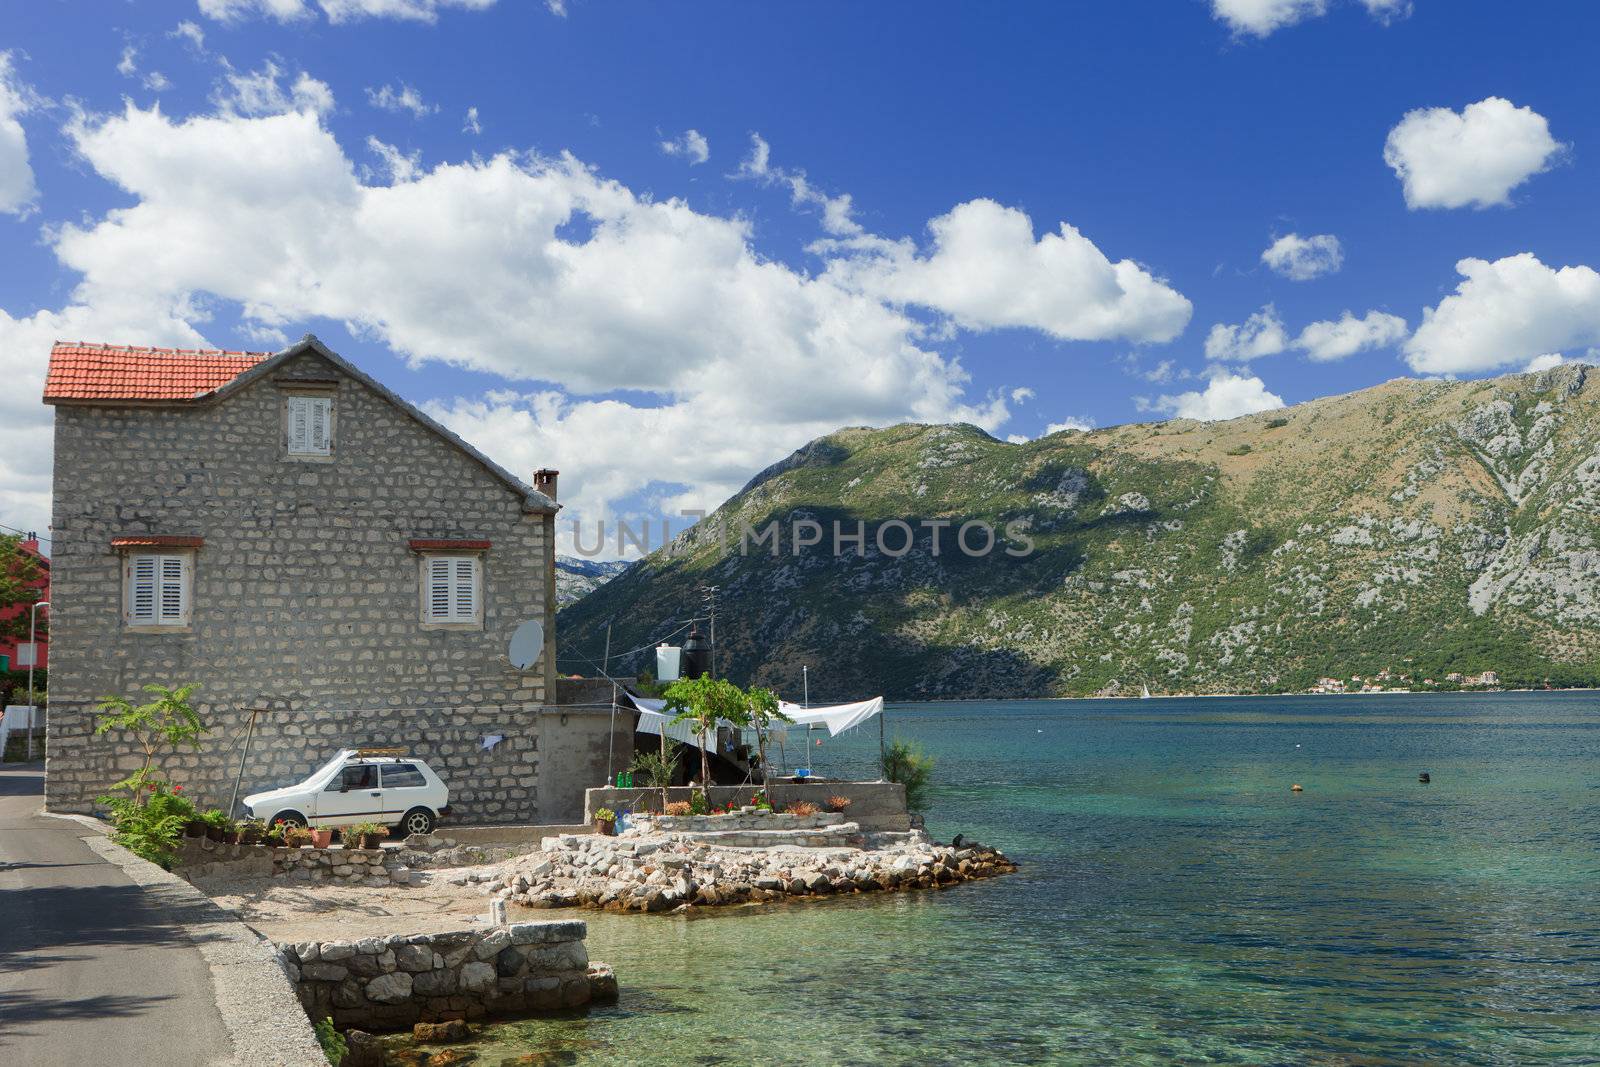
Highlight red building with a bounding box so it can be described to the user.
[1,533,49,674]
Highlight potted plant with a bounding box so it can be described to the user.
[238,818,266,845]
[345,820,387,850]
[281,823,313,848]
[826,795,852,814]
[200,809,232,842]
[594,807,616,836]
[183,813,207,838]
[309,826,334,849]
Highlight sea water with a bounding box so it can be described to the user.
[468,692,1600,1065]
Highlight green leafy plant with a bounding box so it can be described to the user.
[687,791,709,816]
[882,739,935,812]
[342,820,387,847]
[594,807,616,823]
[98,782,197,868]
[93,683,206,806]
[743,686,792,780]
[314,1016,347,1066]
[238,818,267,844]
[629,741,684,810]
[663,676,752,796]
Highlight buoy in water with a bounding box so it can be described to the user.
[1418,772,1431,783]
[1291,783,1304,792]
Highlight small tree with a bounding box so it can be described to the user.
[0,534,44,645]
[663,676,749,796]
[744,686,791,781]
[95,683,206,804]
[629,741,684,811]
[882,738,935,812]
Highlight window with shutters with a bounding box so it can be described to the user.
[124,552,192,629]
[421,554,482,627]
[285,393,334,457]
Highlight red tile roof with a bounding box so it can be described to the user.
[44,342,272,402]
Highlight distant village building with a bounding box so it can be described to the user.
[0,532,49,678]
[41,336,623,823]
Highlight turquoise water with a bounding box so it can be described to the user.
[475,693,1600,1065]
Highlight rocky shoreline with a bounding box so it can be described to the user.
[484,810,1017,913]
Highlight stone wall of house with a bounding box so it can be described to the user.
[46,348,556,822]
[276,921,615,1031]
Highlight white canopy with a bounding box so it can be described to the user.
[777,697,885,736]
[628,694,885,747]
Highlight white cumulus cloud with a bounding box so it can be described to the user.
[1404,253,1600,374]
[1154,370,1285,422]
[1384,97,1564,210]
[1524,353,1566,373]
[0,53,38,215]
[1205,305,1288,361]
[1261,232,1343,281]
[659,128,709,165]
[215,62,334,116]
[1295,310,1408,362]
[1212,0,1410,36]
[366,82,436,118]
[821,198,1192,344]
[736,133,859,236]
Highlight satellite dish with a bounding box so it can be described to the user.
[508,620,545,670]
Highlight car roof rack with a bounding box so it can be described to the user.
[354,747,408,758]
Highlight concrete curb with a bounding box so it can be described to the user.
[79,832,328,1067]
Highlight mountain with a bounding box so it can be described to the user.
[557,364,1600,700]
[554,555,632,606]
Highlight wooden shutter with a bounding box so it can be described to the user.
[424,555,480,622]
[453,557,477,619]
[287,395,332,455]
[308,397,331,454]
[128,553,188,626]
[129,555,157,623]
[287,396,310,452]
[159,556,187,624]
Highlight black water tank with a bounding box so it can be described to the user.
[681,624,711,679]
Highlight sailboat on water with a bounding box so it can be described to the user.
[1141,683,1152,699]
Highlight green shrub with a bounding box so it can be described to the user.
[881,739,935,812]
[99,783,197,868]
[314,1017,347,1065]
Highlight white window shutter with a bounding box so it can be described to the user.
[428,558,452,620]
[453,558,476,619]
[159,556,187,624]
[288,396,310,452]
[130,556,157,623]
[309,397,331,454]
[424,555,480,622]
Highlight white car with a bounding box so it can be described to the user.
[242,749,451,836]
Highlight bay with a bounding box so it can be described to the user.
[469,691,1600,1065]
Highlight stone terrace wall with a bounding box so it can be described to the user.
[586,781,910,831]
[278,921,614,1031]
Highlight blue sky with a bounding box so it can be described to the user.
[2,1,1597,553]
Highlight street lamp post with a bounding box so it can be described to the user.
[26,600,49,762]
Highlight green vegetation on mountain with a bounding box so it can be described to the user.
[559,364,1600,699]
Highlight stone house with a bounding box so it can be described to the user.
[42,334,622,824]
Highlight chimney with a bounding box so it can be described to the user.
[533,468,559,501]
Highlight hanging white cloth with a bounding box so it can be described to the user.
[776,697,885,736]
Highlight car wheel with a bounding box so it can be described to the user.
[272,810,308,828]
[400,807,435,835]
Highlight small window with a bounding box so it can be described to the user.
[422,554,481,625]
[325,764,377,792]
[125,553,191,628]
[382,764,427,789]
[286,394,333,456]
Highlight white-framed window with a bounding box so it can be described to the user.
[125,553,191,628]
[422,554,481,625]
[286,394,333,456]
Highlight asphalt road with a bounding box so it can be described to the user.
[0,763,234,1067]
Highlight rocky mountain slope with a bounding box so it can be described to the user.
[554,556,631,606]
[557,364,1600,699]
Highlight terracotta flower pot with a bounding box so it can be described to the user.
[184,820,206,838]
[310,828,334,849]
[357,832,384,850]
[595,819,616,836]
